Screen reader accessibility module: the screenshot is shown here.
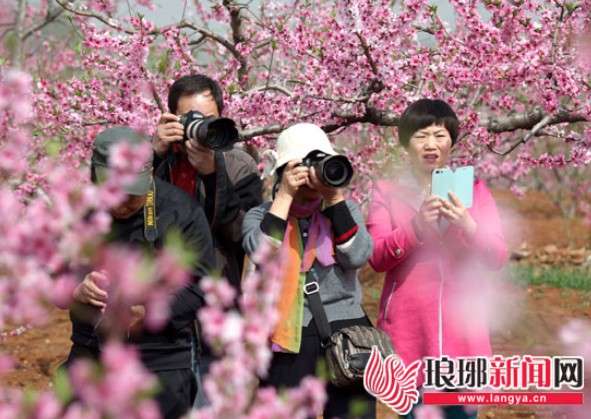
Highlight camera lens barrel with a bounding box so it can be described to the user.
[302,151,353,188]
[315,155,353,187]
[181,111,239,151]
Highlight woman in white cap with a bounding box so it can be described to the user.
[242,123,375,418]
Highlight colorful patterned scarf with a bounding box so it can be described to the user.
[271,198,336,353]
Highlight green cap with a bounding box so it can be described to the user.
[91,126,153,196]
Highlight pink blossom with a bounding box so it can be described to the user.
[50,274,78,309]
[414,405,444,419]
[68,342,158,418]
[200,277,237,308]
[1,0,590,417]
[0,354,14,375]
[109,140,152,175]
[135,0,155,11]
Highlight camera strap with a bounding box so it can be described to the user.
[143,179,158,244]
[305,267,332,348]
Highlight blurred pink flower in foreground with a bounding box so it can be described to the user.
[191,242,326,419]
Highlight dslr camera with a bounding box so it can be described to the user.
[179,111,239,151]
[302,150,353,188]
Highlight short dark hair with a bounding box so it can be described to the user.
[398,99,459,148]
[167,74,224,115]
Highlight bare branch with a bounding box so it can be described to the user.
[187,34,206,46]
[178,22,241,59]
[487,112,586,156]
[364,107,399,126]
[176,21,249,76]
[239,105,399,139]
[484,108,587,133]
[304,94,368,104]
[55,1,248,73]
[321,113,367,133]
[222,0,249,86]
[469,86,484,108]
[247,84,293,97]
[82,120,109,126]
[223,0,246,45]
[523,114,553,142]
[241,106,587,150]
[56,0,134,34]
[413,23,437,35]
[239,124,283,139]
[354,32,379,77]
[11,0,27,68]
[149,83,165,113]
[22,2,65,41]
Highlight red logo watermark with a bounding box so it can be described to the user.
[363,347,422,415]
[363,348,585,415]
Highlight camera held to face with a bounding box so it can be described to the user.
[179,111,239,151]
[302,150,353,188]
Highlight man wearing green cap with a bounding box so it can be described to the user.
[64,126,215,419]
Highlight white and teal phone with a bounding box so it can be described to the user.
[431,166,474,208]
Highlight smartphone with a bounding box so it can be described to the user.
[431,166,474,208]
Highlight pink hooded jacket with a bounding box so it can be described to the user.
[367,178,508,383]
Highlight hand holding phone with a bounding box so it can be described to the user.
[431,166,474,208]
[431,166,477,237]
[413,195,443,241]
[439,191,477,237]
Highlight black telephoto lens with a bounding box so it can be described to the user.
[316,155,353,187]
[200,118,239,151]
[181,111,239,151]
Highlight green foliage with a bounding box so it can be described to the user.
[565,2,580,14]
[44,137,64,157]
[148,47,171,75]
[349,397,369,416]
[315,357,329,381]
[164,228,196,269]
[53,367,73,404]
[511,264,591,290]
[4,32,16,57]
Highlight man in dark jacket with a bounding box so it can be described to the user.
[153,74,262,289]
[64,127,215,419]
[152,75,263,402]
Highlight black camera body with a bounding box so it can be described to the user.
[302,150,353,188]
[179,111,239,151]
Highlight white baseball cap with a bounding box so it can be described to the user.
[271,123,337,174]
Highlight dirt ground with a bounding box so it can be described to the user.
[1,189,590,418]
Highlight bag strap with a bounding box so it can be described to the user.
[304,267,332,347]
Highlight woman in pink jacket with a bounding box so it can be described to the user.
[367,99,508,418]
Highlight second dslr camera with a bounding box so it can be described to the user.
[179,111,239,151]
[301,150,353,188]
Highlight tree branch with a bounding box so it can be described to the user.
[354,32,379,77]
[22,2,65,42]
[149,82,165,113]
[11,0,27,68]
[485,110,588,155]
[484,108,587,133]
[55,1,250,77]
[222,0,249,86]
[240,106,587,147]
[178,21,243,63]
[56,0,134,34]
[82,120,109,126]
[239,124,283,139]
[239,105,399,139]
[247,84,293,97]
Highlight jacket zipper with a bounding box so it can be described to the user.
[383,277,396,321]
